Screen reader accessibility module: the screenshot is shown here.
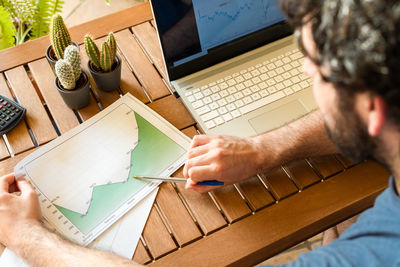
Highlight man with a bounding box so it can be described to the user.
[0,0,399,266]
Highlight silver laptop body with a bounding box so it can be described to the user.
[150,0,317,138]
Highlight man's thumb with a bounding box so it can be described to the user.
[17,178,35,197]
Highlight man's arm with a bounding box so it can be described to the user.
[0,174,141,267]
[183,110,338,193]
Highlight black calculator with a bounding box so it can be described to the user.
[0,95,26,135]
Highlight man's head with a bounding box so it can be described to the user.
[279,0,400,164]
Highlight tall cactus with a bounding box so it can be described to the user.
[84,35,101,69]
[107,32,116,62]
[84,32,118,72]
[55,59,76,90]
[100,42,112,72]
[50,15,72,60]
[64,45,81,81]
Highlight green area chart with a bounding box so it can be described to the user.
[56,112,186,234]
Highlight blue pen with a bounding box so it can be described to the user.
[133,176,224,186]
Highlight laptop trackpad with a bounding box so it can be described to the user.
[249,101,308,134]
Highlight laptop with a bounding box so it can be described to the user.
[149,0,317,138]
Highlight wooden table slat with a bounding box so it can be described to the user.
[150,161,390,267]
[237,176,275,211]
[115,30,170,100]
[142,206,177,259]
[155,183,202,246]
[28,59,80,134]
[211,185,252,223]
[131,22,168,79]
[175,182,228,235]
[181,126,198,139]
[261,167,299,200]
[148,95,195,130]
[284,160,322,190]
[0,78,34,155]
[308,154,344,179]
[0,3,153,72]
[335,154,356,169]
[76,93,101,122]
[5,67,58,145]
[132,239,152,264]
[119,56,150,104]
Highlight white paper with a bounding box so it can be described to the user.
[0,248,29,267]
[90,188,157,258]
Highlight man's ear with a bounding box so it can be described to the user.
[368,95,386,136]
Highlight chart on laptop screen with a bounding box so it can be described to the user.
[14,94,190,246]
[193,0,284,49]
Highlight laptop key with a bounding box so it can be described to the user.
[240,91,286,115]
[203,89,212,96]
[209,102,219,110]
[194,92,203,100]
[215,117,225,125]
[231,110,241,118]
[205,120,216,129]
[187,96,195,102]
[192,100,204,109]
[201,110,219,122]
[223,113,233,122]
[196,106,211,115]
[234,92,244,100]
[203,96,212,104]
[243,96,253,104]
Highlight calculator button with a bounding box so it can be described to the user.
[15,108,20,113]
[2,101,7,105]
[5,110,10,114]
[0,121,5,126]
[1,114,5,118]
[6,104,11,108]
[5,116,10,121]
[10,112,15,117]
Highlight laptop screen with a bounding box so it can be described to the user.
[150,0,291,81]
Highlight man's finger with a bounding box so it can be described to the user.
[17,178,35,198]
[0,173,16,192]
[187,143,212,159]
[185,182,218,194]
[190,135,213,148]
[188,165,219,182]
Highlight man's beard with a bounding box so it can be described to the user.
[324,98,378,164]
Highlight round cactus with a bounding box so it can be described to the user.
[64,45,81,82]
[55,59,76,90]
[50,15,72,60]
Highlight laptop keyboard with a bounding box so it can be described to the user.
[184,49,312,129]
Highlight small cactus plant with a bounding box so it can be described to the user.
[55,45,82,90]
[84,33,118,72]
[50,15,72,60]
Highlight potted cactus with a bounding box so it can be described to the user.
[55,45,90,109]
[46,15,78,70]
[84,33,122,92]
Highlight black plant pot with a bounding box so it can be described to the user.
[55,70,90,109]
[46,42,79,71]
[88,54,122,92]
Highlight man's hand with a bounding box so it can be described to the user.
[183,135,264,193]
[0,173,41,247]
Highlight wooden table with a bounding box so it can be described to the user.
[0,3,390,266]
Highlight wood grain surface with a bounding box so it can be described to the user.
[0,3,153,72]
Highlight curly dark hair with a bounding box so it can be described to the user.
[279,0,400,125]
